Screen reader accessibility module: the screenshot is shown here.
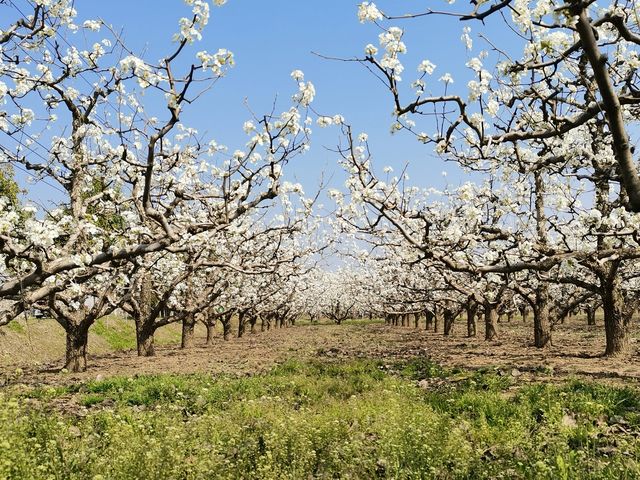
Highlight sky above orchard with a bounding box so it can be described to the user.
[80,1,505,194]
[10,0,513,207]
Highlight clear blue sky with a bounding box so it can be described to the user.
[79,1,490,193]
[12,0,511,204]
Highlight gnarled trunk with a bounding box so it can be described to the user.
[222,313,233,341]
[484,302,499,341]
[65,322,90,373]
[237,311,246,338]
[586,306,596,326]
[205,322,216,345]
[133,272,158,356]
[181,316,196,349]
[425,310,434,331]
[601,276,629,356]
[532,286,552,348]
[466,302,477,337]
[249,314,257,334]
[443,309,455,336]
[136,321,156,357]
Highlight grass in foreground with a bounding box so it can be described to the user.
[1,358,640,479]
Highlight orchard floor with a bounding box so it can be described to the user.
[3,317,640,479]
[2,315,640,387]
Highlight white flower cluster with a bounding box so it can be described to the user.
[197,49,234,76]
[358,2,383,23]
[291,70,315,107]
[119,55,160,88]
[378,27,406,80]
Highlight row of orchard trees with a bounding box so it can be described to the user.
[4,0,640,370]
[0,0,327,371]
[328,0,640,356]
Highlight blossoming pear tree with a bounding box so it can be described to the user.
[349,1,640,355]
[0,0,317,359]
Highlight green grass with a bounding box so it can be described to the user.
[2,358,640,479]
[5,320,25,334]
[92,317,137,350]
[91,317,184,350]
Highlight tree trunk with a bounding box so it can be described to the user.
[533,286,552,348]
[136,321,156,357]
[443,309,455,336]
[414,312,419,328]
[601,275,629,356]
[237,311,246,338]
[466,303,477,337]
[181,316,196,349]
[425,310,434,331]
[222,313,233,341]
[206,323,216,345]
[484,302,499,341]
[586,307,596,326]
[249,315,257,334]
[434,311,440,333]
[520,306,528,323]
[134,273,157,357]
[65,322,89,373]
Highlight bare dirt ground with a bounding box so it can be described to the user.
[2,315,640,388]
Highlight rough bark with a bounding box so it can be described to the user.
[136,321,156,356]
[222,312,233,341]
[601,274,629,356]
[466,302,477,337]
[206,322,216,344]
[443,308,455,336]
[181,316,196,349]
[237,310,246,338]
[484,302,499,341]
[425,310,434,331]
[64,322,89,372]
[532,286,552,348]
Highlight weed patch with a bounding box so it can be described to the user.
[1,359,639,479]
